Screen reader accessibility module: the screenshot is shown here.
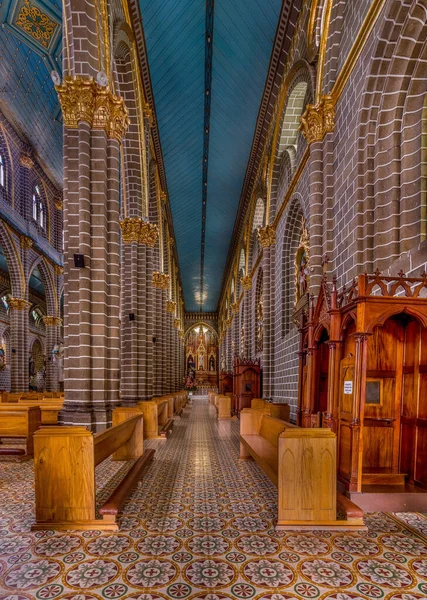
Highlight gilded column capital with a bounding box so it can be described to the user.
[54,199,63,211]
[120,217,159,247]
[54,265,64,276]
[140,221,159,247]
[241,274,252,291]
[166,300,176,314]
[258,224,276,248]
[9,298,30,310]
[178,329,184,339]
[299,94,335,145]
[55,76,130,141]
[20,155,33,169]
[231,302,239,314]
[173,318,180,329]
[152,271,170,290]
[225,317,232,329]
[20,236,33,249]
[43,316,62,327]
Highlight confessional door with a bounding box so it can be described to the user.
[314,329,330,423]
[362,317,403,483]
[363,315,427,487]
[399,317,427,487]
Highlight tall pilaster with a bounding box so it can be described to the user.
[241,275,252,359]
[258,224,276,398]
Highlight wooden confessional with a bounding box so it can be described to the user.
[219,371,233,395]
[233,356,261,415]
[298,272,427,499]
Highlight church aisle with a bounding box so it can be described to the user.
[1,399,427,599]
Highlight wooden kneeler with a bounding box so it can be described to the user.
[32,411,154,531]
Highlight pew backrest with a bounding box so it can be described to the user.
[94,414,142,466]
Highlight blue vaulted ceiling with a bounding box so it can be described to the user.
[0,0,62,186]
[140,0,282,312]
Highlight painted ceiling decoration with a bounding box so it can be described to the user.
[0,0,62,186]
[139,0,283,312]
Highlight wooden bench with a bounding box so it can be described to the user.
[251,398,290,422]
[240,409,365,530]
[214,394,233,419]
[32,408,154,531]
[17,398,64,425]
[0,405,41,459]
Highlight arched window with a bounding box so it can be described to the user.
[32,185,45,230]
[0,154,5,188]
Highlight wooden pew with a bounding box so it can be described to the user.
[18,398,63,425]
[153,396,174,437]
[251,398,290,421]
[214,394,232,419]
[240,409,365,530]
[32,409,154,531]
[208,391,216,405]
[0,405,41,459]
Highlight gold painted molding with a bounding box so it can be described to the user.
[152,271,170,290]
[166,299,176,314]
[241,274,252,291]
[119,217,159,247]
[20,155,33,169]
[20,236,33,249]
[56,76,130,141]
[258,224,276,248]
[9,298,30,310]
[231,302,239,314]
[43,316,62,327]
[299,95,334,145]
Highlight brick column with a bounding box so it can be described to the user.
[43,316,62,391]
[300,96,335,294]
[144,247,155,400]
[241,275,252,359]
[119,220,158,405]
[57,77,128,430]
[9,298,29,392]
[152,272,169,395]
[258,225,276,398]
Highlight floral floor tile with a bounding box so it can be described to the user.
[1,398,427,599]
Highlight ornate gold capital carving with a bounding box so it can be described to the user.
[119,218,159,247]
[231,302,239,314]
[299,95,335,145]
[54,265,64,276]
[241,274,252,291]
[55,76,130,141]
[20,155,33,169]
[166,300,176,314]
[20,236,33,249]
[258,224,276,248]
[173,318,180,329]
[42,316,62,327]
[140,221,159,247]
[55,199,63,211]
[225,317,232,329]
[9,298,30,310]
[178,329,184,339]
[152,271,170,290]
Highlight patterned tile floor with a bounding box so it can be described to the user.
[1,398,427,600]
